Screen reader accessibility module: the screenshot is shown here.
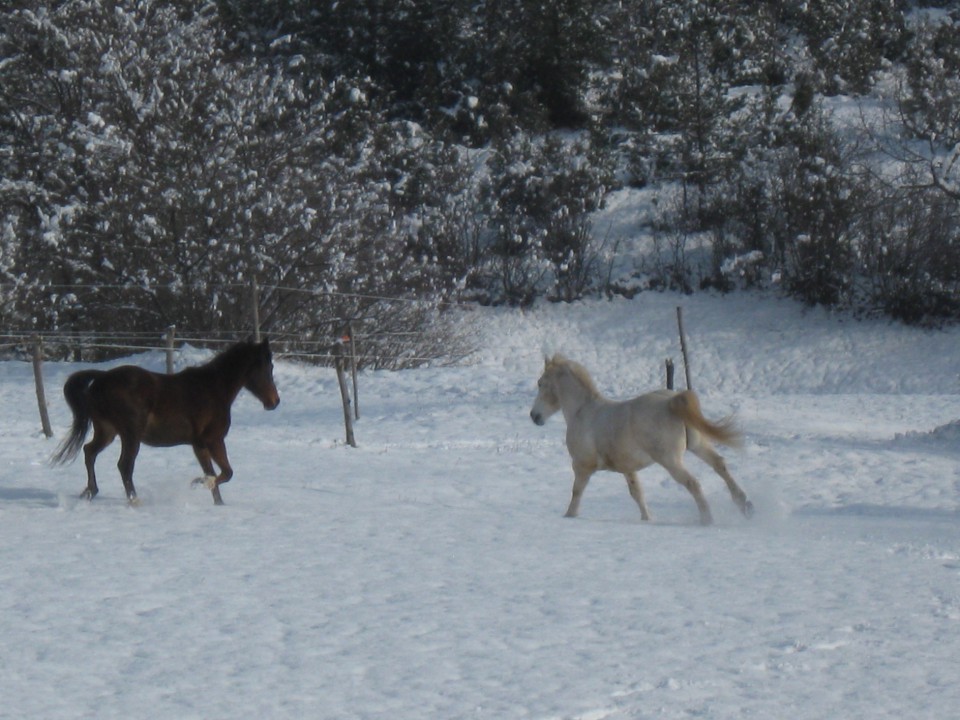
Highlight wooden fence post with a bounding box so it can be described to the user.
[32,336,53,438]
[333,339,357,448]
[676,306,693,391]
[165,325,176,374]
[250,277,261,343]
[348,321,359,420]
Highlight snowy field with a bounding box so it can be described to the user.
[1,292,958,719]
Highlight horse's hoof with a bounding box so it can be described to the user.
[743,500,755,519]
[128,497,142,508]
[79,488,96,501]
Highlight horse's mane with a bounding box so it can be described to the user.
[548,354,602,398]
[200,340,267,373]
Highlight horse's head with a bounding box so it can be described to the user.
[244,338,281,410]
[530,355,564,426]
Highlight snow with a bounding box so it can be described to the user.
[2,292,959,719]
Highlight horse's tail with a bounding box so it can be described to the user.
[668,390,743,448]
[51,370,102,465]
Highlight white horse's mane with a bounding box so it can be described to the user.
[548,354,601,398]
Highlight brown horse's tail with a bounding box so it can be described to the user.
[51,370,103,465]
[668,390,743,448]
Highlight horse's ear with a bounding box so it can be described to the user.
[546,352,566,368]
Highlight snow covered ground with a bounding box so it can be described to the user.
[1,292,958,719]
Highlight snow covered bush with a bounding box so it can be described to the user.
[2,0,957,343]
[482,133,612,305]
[0,1,475,363]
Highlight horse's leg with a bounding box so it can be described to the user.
[191,446,218,490]
[80,423,115,500]
[117,434,141,504]
[690,444,754,518]
[564,463,594,518]
[201,438,233,506]
[662,460,713,525]
[624,471,651,521]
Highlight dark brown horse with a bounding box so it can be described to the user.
[52,339,280,505]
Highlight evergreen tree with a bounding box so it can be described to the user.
[780,0,908,94]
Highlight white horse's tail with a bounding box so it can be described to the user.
[668,390,743,448]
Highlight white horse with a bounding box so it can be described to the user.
[530,354,753,525]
